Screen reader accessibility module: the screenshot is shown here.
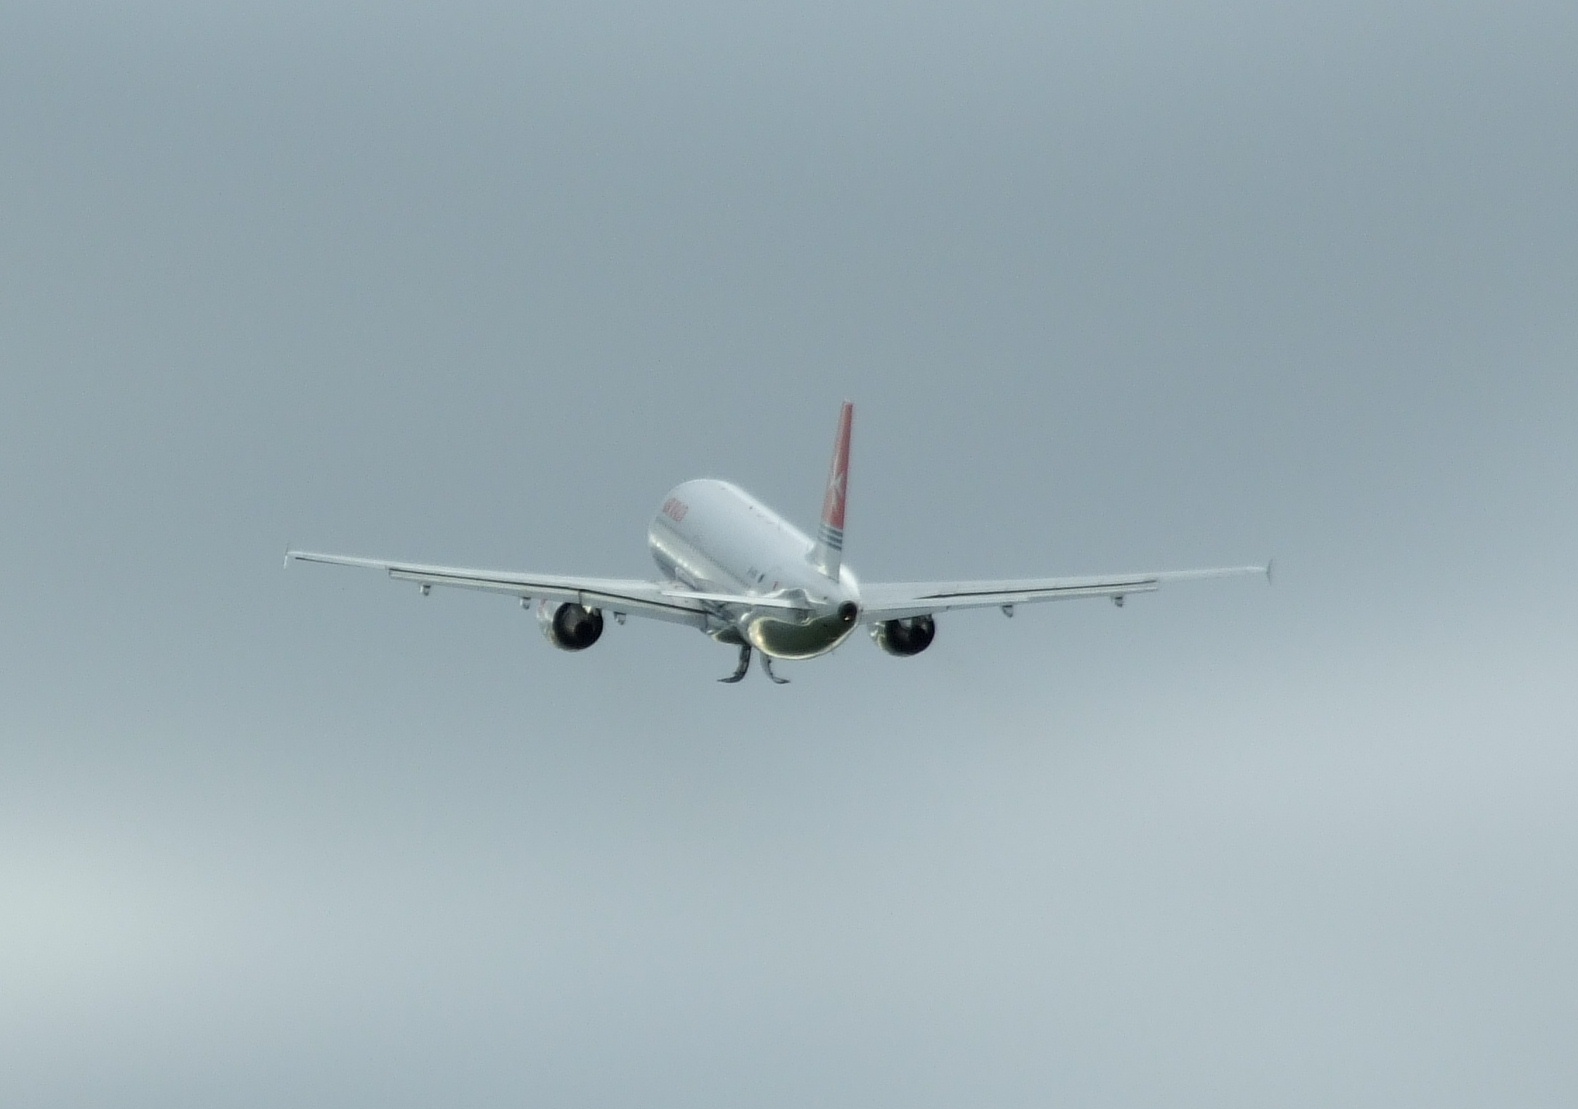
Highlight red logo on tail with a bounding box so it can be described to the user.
[821,402,853,531]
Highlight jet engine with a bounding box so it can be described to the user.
[537,600,605,651]
[870,615,935,657]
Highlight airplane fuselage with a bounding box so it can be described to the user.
[648,479,861,659]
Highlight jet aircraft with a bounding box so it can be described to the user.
[287,402,1268,683]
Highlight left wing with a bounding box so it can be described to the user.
[858,563,1270,622]
[285,549,797,628]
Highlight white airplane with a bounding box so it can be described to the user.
[287,402,1269,683]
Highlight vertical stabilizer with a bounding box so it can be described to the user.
[811,401,853,580]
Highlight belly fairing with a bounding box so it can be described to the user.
[744,611,858,660]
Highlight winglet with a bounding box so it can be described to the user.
[810,401,853,580]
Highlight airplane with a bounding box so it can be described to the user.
[286,402,1269,684]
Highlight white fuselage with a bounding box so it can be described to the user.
[647,479,861,659]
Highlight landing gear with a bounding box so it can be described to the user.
[719,645,752,683]
[717,645,790,684]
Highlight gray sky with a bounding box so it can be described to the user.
[2,1,1576,1105]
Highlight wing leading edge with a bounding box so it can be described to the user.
[858,563,1270,623]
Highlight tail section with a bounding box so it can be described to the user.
[811,401,853,580]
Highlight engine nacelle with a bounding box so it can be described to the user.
[870,615,935,657]
[537,600,605,651]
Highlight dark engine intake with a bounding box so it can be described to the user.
[871,615,935,657]
[537,601,605,651]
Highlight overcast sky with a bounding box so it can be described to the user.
[2,2,1576,1106]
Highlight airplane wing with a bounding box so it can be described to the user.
[858,563,1271,622]
[286,549,735,627]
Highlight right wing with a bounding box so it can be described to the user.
[285,549,798,628]
[859,564,1270,622]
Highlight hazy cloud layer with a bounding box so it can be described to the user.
[2,2,1575,1106]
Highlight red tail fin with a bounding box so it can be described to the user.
[811,401,852,579]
